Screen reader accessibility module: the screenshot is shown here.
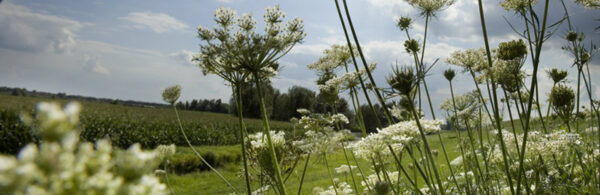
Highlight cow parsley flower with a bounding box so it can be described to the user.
[0,102,167,195]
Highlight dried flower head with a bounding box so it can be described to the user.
[387,66,417,95]
[444,69,456,81]
[404,0,455,16]
[500,0,538,12]
[574,0,600,9]
[497,39,527,61]
[162,85,181,105]
[404,39,420,54]
[551,84,575,121]
[396,17,412,31]
[565,31,579,42]
[446,48,489,73]
[546,68,568,84]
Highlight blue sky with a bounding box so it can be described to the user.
[1,0,599,119]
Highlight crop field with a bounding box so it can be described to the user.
[1,0,600,195]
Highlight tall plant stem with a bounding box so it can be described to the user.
[406,146,434,190]
[341,0,393,124]
[233,85,252,195]
[406,94,445,194]
[253,74,287,195]
[418,14,438,120]
[172,105,238,193]
[388,146,422,194]
[324,153,339,195]
[516,1,550,193]
[546,83,557,118]
[334,0,383,129]
[296,154,310,195]
[477,0,515,193]
[449,81,472,194]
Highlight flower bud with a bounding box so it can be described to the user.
[162,85,181,105]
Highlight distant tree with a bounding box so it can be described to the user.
[360,104,388,133]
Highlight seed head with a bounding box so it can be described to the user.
[566,31,579,42]
[396,17,412,31]
[497,39,527,61]
[551,84,575,121]
[444,69,456,81]
[162,85,181,105]
[404,39,420,54]
[387,66,417,95]
[546,68,568,83]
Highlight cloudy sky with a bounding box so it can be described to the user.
[1,0,599,118]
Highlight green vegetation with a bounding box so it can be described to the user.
[0,94,295,154]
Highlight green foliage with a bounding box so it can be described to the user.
[0,94,294,154]
[163,146,241,174]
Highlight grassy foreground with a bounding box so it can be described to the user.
[166,130,466,194]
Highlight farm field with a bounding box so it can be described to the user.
[2,0,600,194]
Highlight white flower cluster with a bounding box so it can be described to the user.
[445,48,489,73]
[293,130,351,155]
[404,0,455,15]
[248,131,286,150]
[499,0,538,11]
[0,102,166,195]
[575,0,600,8]
[320,63,376,92]
[490,130,582,168]
[334,165,357,174]
[351,119,443,159]
[361,171,399,192]
[313,180,353,195]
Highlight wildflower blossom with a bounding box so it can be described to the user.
[404,0,455,16]
[351,119,443,159]
[334,165,357,174]
[314,181,353,195]
[574,0,600,8]
[162,85,181,105]
[446,48,489,73]
[361,172,399,192]
[0,102,166,195]
[500,0,538,12]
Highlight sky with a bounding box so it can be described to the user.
[0,0,599,119]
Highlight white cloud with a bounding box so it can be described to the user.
[82,54,110,75]
[169,50,195,66]
[0,2,81,53]
[120,12,189,33]
[290,44,329,56]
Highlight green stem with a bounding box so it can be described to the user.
[476,0,515,193]
[253,73,287,195]
[234,85,252,195]
[406,94,445,194]
[341,0,394,124]
[324,153,339,195]
[172,105,238,193]
[296,154,310,195]
[333,0,383,129]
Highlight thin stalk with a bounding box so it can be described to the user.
[546,83,557,118]
[341,141,360,194]
[164,164,176,195]
[296,154,310,195]
[234,85,253,195]
[407,94,445,194]
[449,80,472,194]
[388,145,421,194]
[342,0,394,124]
[324,153,339,195]
[516,1,550,193]
[350,148,372,192]
[172,105,238,193]
[334,0,383,129]
[406,146,434,190]
[253,74,287,195]
[477,0,515,193]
